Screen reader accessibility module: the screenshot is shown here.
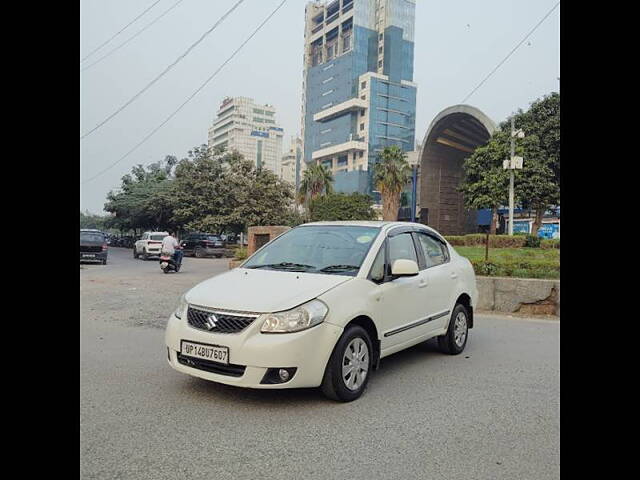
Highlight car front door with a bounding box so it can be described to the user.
[413,232,456,333]
[370,231,428,350]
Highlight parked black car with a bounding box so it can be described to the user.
[181,233,226,258]
[80,229,108,264]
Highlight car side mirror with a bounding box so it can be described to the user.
[391,259,419,277]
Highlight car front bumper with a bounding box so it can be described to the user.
[165,312,343,389]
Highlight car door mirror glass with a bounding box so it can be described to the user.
[391,259,419,277]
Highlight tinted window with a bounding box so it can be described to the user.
[151,234,167,241]
[80,232,104,243]
[204,236,221,241]
[388,233,417,269]
[416,233,448,267]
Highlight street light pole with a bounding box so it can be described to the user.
[508,118,515,235]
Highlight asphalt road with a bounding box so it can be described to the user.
[80,247,560,480]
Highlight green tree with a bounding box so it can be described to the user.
[298,164,334,208]
[373,145,412,221]
[309,193,377,222]
[510,92,560,234]
[169,146,297,234]
[80,210,110,230]
[459,131,512,234]
[103,156,177,235]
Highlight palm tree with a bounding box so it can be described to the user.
[297,163,334,206]
[373,145,412,221]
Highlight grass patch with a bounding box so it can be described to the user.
[453,246,560,279]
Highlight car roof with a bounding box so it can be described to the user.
[300,221,440,233]
[144,231,169,234]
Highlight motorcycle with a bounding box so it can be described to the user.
[159,252,181,273]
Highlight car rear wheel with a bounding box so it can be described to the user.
[437,303,469,355]
[321,325,372,402]
[195,247,205,258]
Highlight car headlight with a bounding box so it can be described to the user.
[174,294,188,319]
[260,299,328,333]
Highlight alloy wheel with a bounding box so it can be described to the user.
[342,337,369,391]
[453,312,468,347]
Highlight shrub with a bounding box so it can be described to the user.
[524,234,541,248]
[470,258,559,279]
[444,235,465,246]
[234,247,248,260]
[541,238,560,249]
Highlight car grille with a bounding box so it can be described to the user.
[176,353,245,377]
[80,245,102,253]
[187,306,257,334]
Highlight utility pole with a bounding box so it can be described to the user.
[504,118,524,235]
[508,118,515,236]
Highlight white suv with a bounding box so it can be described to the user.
[165,222,478,402]
[134,232,169,260]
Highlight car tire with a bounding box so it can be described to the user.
[215,254,222,258]
[437,303,470,355]
[102,259,107,265]
[133,248,139,259]
[142,249,149,261]
[321,325,373,402]
[195,247,205,258]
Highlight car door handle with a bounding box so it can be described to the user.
[418,280,428,288]
[450,272,458,279]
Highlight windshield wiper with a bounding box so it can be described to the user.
[318,264,360,273]
[247,262,316,271]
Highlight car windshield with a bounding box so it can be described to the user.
[204,236,221,241]
[80,232,104,243]
[243,225,380,275]
[151,234,167,241]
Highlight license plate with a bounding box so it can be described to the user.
[180,340,229,365]
[82,254,96,258]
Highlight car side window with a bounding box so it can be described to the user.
[368,243,386,283]
[416,233,448,268]
[388,233,418,273]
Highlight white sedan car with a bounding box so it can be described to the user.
[165,221,478,402]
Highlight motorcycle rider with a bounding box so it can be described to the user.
[161,231,183,268]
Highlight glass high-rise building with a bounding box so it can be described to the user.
[301,0,417,200]
[209,96,284,176]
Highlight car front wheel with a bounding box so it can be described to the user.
[133,248,139,259]
[437,303,469,355]
[321,325,372,402]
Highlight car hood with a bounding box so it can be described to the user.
[185,268,353,313]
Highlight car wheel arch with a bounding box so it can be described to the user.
[453,293,473,329]
[344,315,381,370]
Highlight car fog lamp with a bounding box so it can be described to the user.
[278,369,290,382]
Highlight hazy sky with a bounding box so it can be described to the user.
[80,0,560,214]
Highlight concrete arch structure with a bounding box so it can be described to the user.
[418,104,497,235]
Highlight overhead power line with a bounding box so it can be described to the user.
[81,0,288,185]
[461,1,560,103]
[80,0,163,63]
[80,0,245,140]
[81,0,185,73]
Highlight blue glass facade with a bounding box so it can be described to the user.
[303,0,416,198]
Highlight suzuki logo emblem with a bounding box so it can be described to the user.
[204,314,218,330]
